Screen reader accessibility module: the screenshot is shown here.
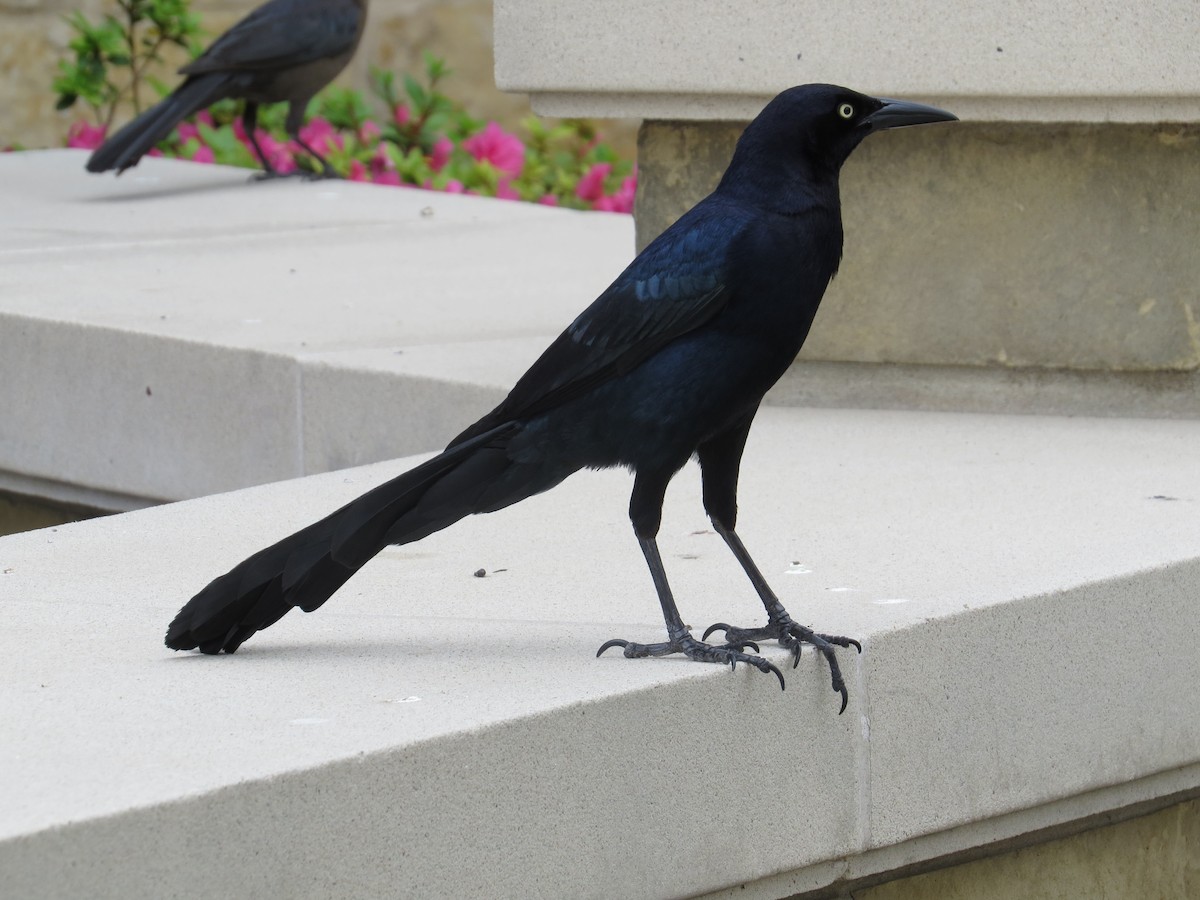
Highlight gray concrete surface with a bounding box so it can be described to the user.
[13,152,1200,520]
[3,151,1200,897]
[496,0,1200,122]
[771,359,1200,420]
[4,3,1198,891]
[2,407,1199,898]
[0,151,632,508]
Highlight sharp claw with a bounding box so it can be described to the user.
[726,640,759,654]
[817,633,862,654]
[827,656,850,714]
[767,663,785,691]
[702,622,731,641]
[596,639,628,658]
[596,630,797,698]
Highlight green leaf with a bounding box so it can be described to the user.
[402,73,428,110]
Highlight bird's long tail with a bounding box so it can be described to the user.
[165,422,540,654]
[86,74,235,174]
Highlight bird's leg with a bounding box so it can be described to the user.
[597,535,784,689]
[286,100,339,179]
[702,522,861,713]
[290,134,339,179]
[695,421,858,710]
[242,103,283,180]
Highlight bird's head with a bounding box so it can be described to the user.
[721,83,957,199]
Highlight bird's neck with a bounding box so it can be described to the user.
[716,150,842,218]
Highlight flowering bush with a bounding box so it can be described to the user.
[54,0,203,129]
[61,30,637,212]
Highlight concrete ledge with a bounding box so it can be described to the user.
[6,150,1200,522]
[2,406,1199,897]
[770,360,1200,420]
[496,0,1200,122]
[0,151,632,508]
[5,150,1200,897]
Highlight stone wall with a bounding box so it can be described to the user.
[1,0,636,155]
[855,798,1199,900]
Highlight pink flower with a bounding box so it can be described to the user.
[348,159,369,182]
[235,130,296,173]
[66,121,106,149]
[443,179,466,194]
[176,121,201,144]
[393,104,411,127]
[575,162,612,202]
[254,131,284,157]
[270,151,297,175]
[603,173,638,213]
[463,122,525,178]
[370,143,394,176]
[495,178,521,201]
[429,135,454,172]
[191,145,214,164]
[359,120,381,143]
[195,110,214,128]
[538,193,559,207]
[374,171,402,186]
[298,117,342,155]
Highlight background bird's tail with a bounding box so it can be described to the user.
[86,74,234,174]
[165,422,549,654]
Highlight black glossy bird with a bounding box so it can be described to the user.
[86,0,366,176]
[166,84,957,712]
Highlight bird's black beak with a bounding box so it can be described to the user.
[863,98,958,130]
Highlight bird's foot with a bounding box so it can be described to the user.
[596,631,785,690]
[703,616,861,713]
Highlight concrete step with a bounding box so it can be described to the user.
[2,151,1198,898]
[0,150,633,509]
[2,405,1199,898]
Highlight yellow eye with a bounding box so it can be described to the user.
[838,103,855,119]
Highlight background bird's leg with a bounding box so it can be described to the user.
[241,103,281,178]
[286,100,338,179]
[596,470,784,689]
[697,420,861,713]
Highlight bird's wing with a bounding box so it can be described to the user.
[180,0,361,75]
[453,198,754,444]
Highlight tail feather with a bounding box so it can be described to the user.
[165,423,522,654]
[86,74,235,174]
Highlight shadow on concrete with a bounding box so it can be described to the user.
[80,172,306,204]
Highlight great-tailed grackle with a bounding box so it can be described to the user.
[166,84,956,711]
[86,0,366,177]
